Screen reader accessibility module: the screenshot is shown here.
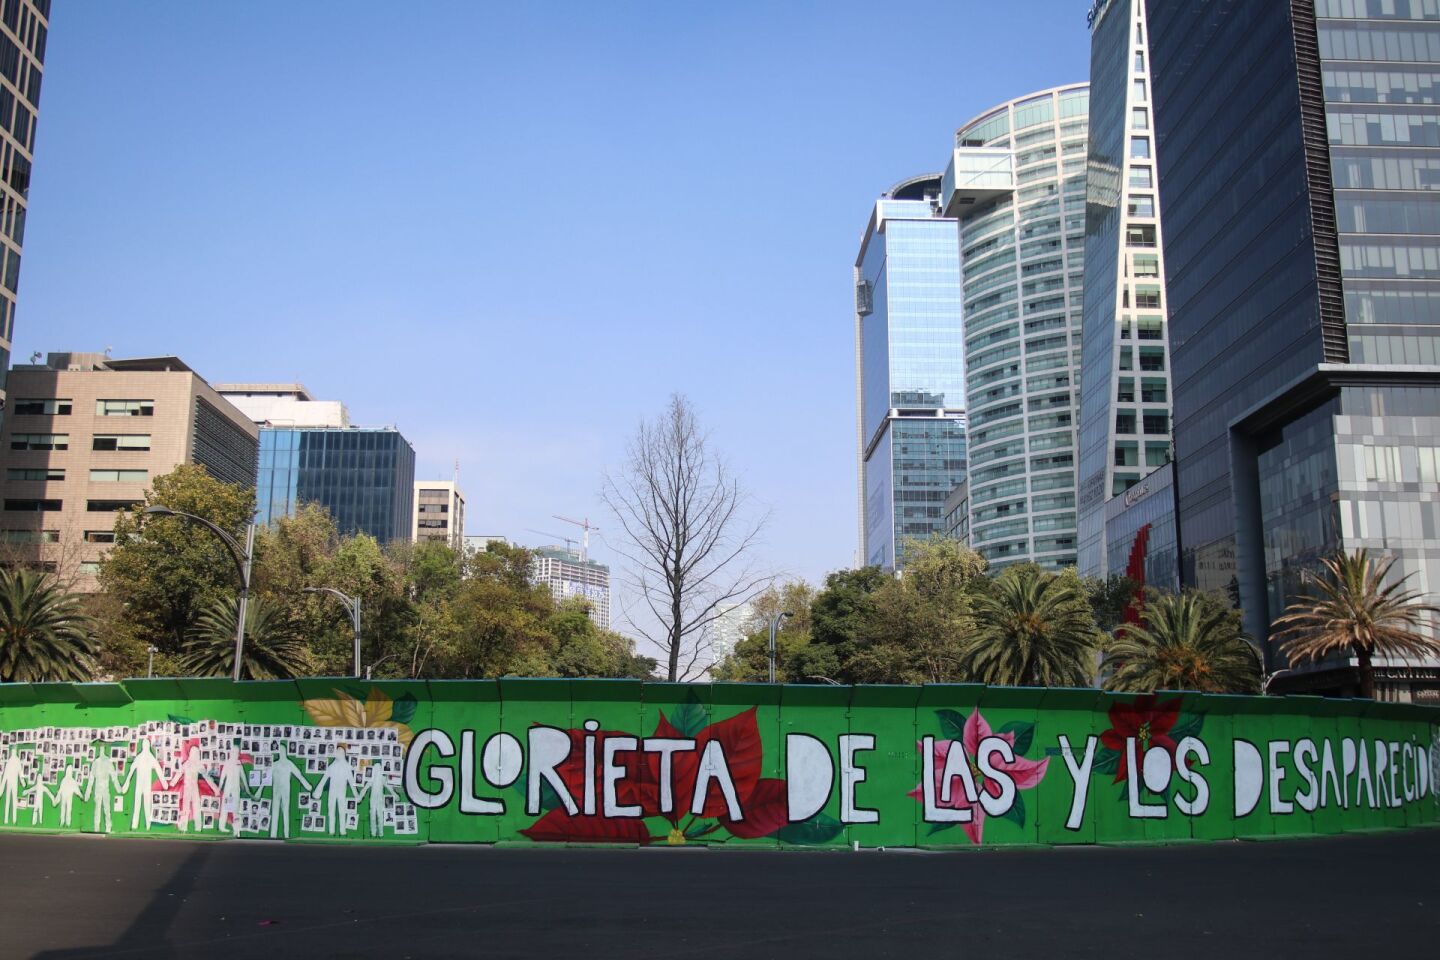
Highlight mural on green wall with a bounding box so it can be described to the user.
[0,680,1436,848]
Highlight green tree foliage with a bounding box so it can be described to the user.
[99,464,256,655]
[1085,573,1142,635]
[959,564,1099,687]
[178,596,312,680]
[0,568,98,682]
[1105,590,1262,694]
[712,580,817,682]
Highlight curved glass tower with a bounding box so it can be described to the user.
[943,84,1090,570]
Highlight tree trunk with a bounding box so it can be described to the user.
[1354,643,1375,699]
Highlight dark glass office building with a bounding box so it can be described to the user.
[1147,0,1440,698]
[256,426,416,543]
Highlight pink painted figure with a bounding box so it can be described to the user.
[176,744,218,833]
[87,744,124,833]
[314,745,357,836]
[269,748,311,839]
[126,738,168,830]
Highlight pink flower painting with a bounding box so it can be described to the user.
[908,708,1048,845]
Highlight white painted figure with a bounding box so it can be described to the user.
[269,748,311,839]
[25,780,51,826]
[55,764,84,828]
[314,745,357,836]
[88,744,124,833]
[216,741,248,838]
[128,738,168,830]
[0,751,24,824]
[364,760,394,836]
[176,743,218,833]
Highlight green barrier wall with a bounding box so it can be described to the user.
[1,679,1436,848]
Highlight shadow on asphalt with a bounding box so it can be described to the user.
[2,830,1437,959]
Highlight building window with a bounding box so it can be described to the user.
[1116,412,1137,434]
[1134,50,1143,71]
[1117,378,1135,403]
[1141,378,1167,403]
[89,468,148,483]
[1135,285,1161,308]
[1133,254,1160,277]
[1139,348,1166,371]
[1127,196,1155,218]
[1115,444,1139,467]
[418,519,447,529]
[95,399,155,417]
[0,529,58,543]
[77,561,101,576]
[87,499,140,512]
[6,467,62,481]
[4,498,61,512]
[1130,137,1151,160]
[1145,443,1171,467]
[10,433,67,450]
[1129,166,1153,189]
[1143,412,1169,434]
[1364,445,1403,482]
[1126,224,1157,247]
[1420,447,1440,483]
[83,530,116,543]
[1131,107,1148,130]
[92,435,151,452]
[12,398,71,415]
[1137,317,1164,340]
[1133,78,1146,102]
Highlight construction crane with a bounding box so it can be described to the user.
[524,529,577,554]
[552,515,599,562]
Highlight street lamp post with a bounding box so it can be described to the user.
[146,645,157,678]
[768,611,794,684]
[142,506,255,683]
[304,587,362,678]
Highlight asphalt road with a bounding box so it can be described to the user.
[1,831,1436,959]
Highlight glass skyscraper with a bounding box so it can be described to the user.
[944,84,1090,571]
[1148,0,1440,698]
[1077,0,1177,582]
[855,175,967,571]
[0,1,50,417]
[256,426,416,544]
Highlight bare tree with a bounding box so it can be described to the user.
[603,394,770,681]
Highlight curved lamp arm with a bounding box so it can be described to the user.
[142,505,249,589]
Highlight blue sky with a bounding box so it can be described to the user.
[19,1,1090,594]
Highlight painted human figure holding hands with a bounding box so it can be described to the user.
[364,759,395,836]
[127,738,167,830]
[314,745,357,837]
[216,740,249,837]
[0,751,24,824]
[87,742,124,833]
[55,763,84,828]
[269,746,311,839]
[176,743,218,833]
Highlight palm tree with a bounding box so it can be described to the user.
[0,567,98,682]
[1271,548,1440,699]
[1104,590,1261,694]
[959,564,1098,687]
[179,596,311,680]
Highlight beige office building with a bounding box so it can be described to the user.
[412,479,464,549]
[0,1,51,412]
[0,353,258,587]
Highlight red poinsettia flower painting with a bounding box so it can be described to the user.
[907,708,1048,845]
[1099,694,1181,783]
[520,707,797,845]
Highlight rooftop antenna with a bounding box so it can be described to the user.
[454,458,460,485]
[28,351,40,364]
[104,345,113,358]
[552,515,599,562]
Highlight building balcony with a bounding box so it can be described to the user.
[942,148,1015,217]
